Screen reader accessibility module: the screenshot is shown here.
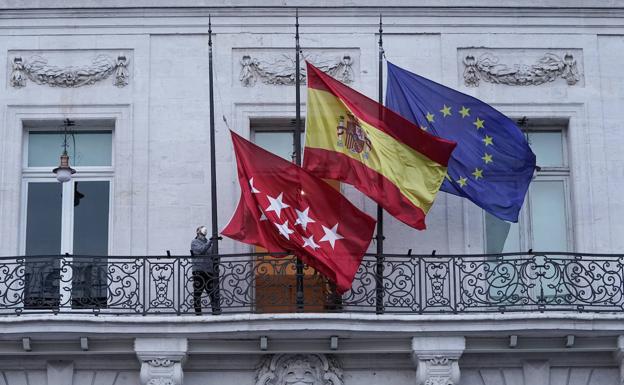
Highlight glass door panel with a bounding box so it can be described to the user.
[71,181,110,308]
[24,182,63,309]
[28,131,112,167]
[529,180,569,300]
[529,180,569,252]
[485,212,521,253]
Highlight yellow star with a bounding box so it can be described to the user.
[483,135,493,146]
[482,153,493,164]
[472,168,483,180]
[473,117,485,130]
[459,106,470,118]
[426,112,435,122]
[456,177,467,187]
[440,105,452,117]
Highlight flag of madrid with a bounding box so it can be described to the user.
[222,131,376,294]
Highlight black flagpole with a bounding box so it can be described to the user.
[375,14,385,315]
[208,15,219,254]
[294,9,305,311]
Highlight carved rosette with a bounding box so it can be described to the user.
[9,54,130,88]
[254,353,344,385]
[463,52,580,87]
[240,53,354,86]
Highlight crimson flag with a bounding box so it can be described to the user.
[222,131,376,294]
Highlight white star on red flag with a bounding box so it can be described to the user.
[265,192,290,218]
[295,207,315,230]
[274,220,294,239]
[249,177,260,193]
[319,223,344,249]
[258,205,268,221]
[302,234,320,250]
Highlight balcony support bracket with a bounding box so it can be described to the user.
[135,337,188,385]
[411,336,465,385]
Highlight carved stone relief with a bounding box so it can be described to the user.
[461,50,581,87]
[9,53,129,88]
[135,338,187,385]
[139,357,182,385]
[413,355,460,385]
[238,50,356,86]
[412,337,465,385]
[254,353,343,385]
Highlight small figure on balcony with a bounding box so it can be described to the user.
[190,225,221,315]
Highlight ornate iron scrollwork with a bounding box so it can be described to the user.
[0,252,622,315]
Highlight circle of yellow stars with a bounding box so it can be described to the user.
[424,105,495,189]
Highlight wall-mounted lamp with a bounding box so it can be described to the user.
[52,118,76,183]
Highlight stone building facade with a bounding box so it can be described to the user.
[0,1,623,384]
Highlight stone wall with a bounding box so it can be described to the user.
[0,5,623,256]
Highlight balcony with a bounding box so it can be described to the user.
[0,252,622,316]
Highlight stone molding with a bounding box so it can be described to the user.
[135,338,187,385]
[255,353,343,385]
[9,54,129,88]
[239,52,354,86]
[462,51,580,87]
[412,337,465,385]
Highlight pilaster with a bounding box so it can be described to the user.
[615,335,624,385]
[411,336,465,385]
[46,360,74,385]
[135,337,188,385]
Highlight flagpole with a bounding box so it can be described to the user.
[375,14,385,315]
[208,15,219,254]
[294,9,305,311]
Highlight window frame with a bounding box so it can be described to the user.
[483,123,574,253]
[250,118,306,163]
[20,123,115,256]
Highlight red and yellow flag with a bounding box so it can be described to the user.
[303,62,457,230]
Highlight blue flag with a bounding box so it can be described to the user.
[385,62,536,222]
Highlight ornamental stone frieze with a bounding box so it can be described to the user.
[9,52,129,88]
[254,353,344,385]
[460,49,582,87]
[135,338,187,385]
[237,49,357,86]
[412,336,465,385]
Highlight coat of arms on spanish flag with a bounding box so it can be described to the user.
[303,62,457,230]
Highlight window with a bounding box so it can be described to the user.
[250,118,341,312]
[485,123,572,253]
[252,118,304,162]
[21,119,113,309]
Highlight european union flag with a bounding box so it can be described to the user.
[385,62,536,222]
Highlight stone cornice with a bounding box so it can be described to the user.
[2,8,624,37]
[1,313,624,339]
[2,6,624,19]
[1,0,623,10]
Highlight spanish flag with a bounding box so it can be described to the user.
[303,62,457,230]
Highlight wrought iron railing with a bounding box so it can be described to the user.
[0,252,622,315]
